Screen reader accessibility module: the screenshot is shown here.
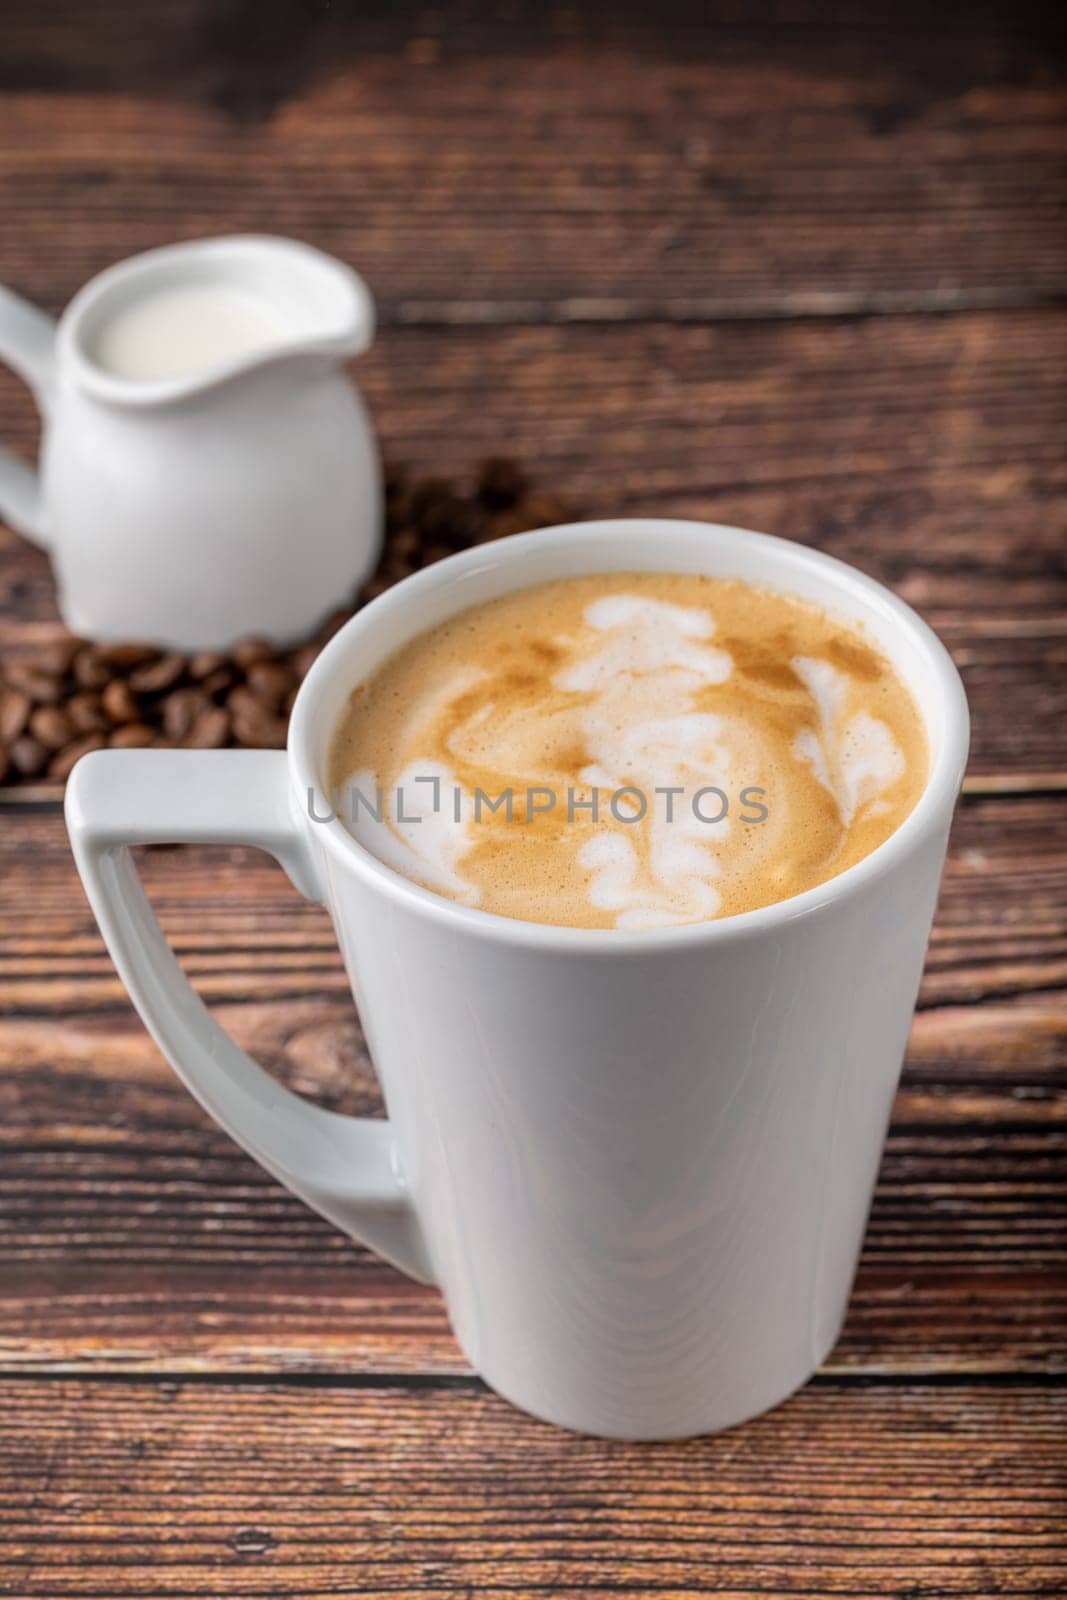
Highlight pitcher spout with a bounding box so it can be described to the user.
[60,235,376,406]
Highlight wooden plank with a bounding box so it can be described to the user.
[1,2,1064,318]
[0,1092,1061,1375]
[0,8,1061,1586]
[0,1379,1063,1598]
[2,313,1065,777]
[1,1107,1064,1377]
[0,799,1061,1375]
[1,797,1063,1014]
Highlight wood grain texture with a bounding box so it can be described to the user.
[0,799,1063,1375]
[1,1380,1064,1598]
[2,2,1065,319]
[0,2,1064,1589]
[2,797,1064,1014]
[2,314,1066,777]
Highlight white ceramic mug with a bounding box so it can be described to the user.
[65,520,969,1439]
[0,236,381,649]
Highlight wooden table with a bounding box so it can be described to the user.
[1,5,1064,1594]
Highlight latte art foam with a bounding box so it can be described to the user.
[327,573,928,929]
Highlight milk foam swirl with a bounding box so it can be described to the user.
[328,573,927,929]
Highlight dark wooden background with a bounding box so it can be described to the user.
[1,3,1065,1595]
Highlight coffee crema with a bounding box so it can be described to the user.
[327,572,929,930]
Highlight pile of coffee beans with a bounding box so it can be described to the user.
[0,459,573,786]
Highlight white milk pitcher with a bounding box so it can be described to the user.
[0,236,382,649]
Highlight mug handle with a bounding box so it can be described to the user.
[65,747,435,1284]
[0,284,56,547]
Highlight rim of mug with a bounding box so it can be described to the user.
[56,234,374,408]
[291,520,970,950]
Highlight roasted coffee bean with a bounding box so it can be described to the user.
[4,661,62,704]
[95,642,158,670]
[198,666,235,699]
[101,679,140,724]
[49,732,107,780]
[393,526,420,555]
[385,499,412,533]
[9,736,49,777]
[72,648,110,690]
[66,693,106,734]
[184,705,230,749]
[409,476,453,518]
[188,650,227,681]
[0,460,576,784]
[128,652,184,693]
[0,685,31,743]
[516,492,569,531]
[232,637,276,670]
[29,705,73,751]
[381,559,415,586]
[384,461,408,501]
[478,455,527,509]
[477,509,532,544]
[231,700,287,749]
[109,723,156,748]
[245,661,295,710]
[420,492,479,548]
[226,685,261,720]
[314,609,350,647]
[162,687,209,742]
[360,576,393,603]
[288,643,319,680]
[227,686,282,743]
[389,527,420,564]
[40,636,81,676]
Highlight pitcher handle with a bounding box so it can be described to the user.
[65,746,436,1284]
[0,285,56,548]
